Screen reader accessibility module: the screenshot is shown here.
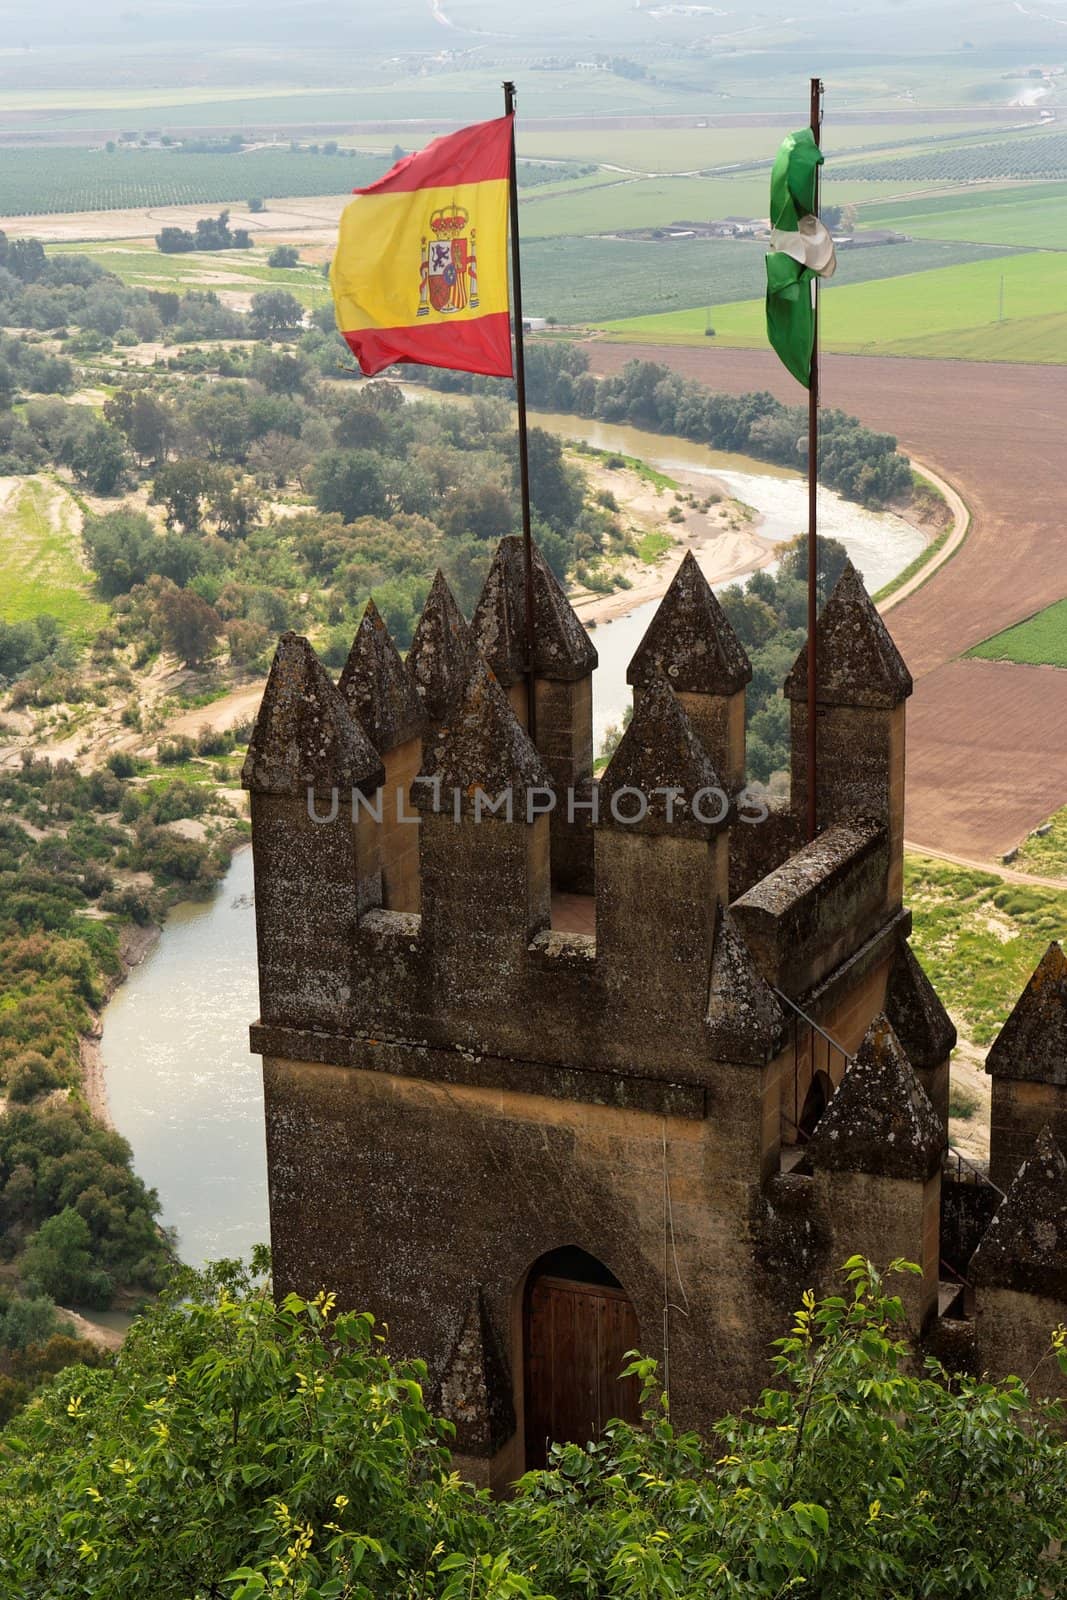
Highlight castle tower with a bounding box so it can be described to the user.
[884,941,957,1131]
[784,561,912,906]
[626,550,751,793]
[470,536,598,890]
[985,942,1067,1192]
[808,1013,945,1330]
[971,1126,1067,1405]
[241,632,384,1031]
[247,537,958,1491]
[338,598,424,913]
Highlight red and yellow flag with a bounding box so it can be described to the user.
[330,116,514,379]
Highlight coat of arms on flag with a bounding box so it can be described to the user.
[331,115,510,377]
[419,207,479,317]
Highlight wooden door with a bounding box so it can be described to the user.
[523,1273,641,1469]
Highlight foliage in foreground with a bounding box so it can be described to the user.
[0,1257,1065,1599]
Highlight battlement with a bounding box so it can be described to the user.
[245,538,915,1132]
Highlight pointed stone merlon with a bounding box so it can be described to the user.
[412,659,553,995]
[809,1013,945,1329]
[595,675,729,1041]
[971,1126,1067,1405]
[338,599,425,914]
[784,562,912,907]
[985,942,1067,1193]
[242,633,385,1031]
[705,909,789,1181]
[471,536,599,891]
[406,570,479,738]
[436,1289,516,1481]
[628,551,752,793]
[885,941,957,1131]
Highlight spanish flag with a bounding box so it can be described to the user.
[331,116,514,379]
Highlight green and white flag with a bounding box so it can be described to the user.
[765,127,836,388]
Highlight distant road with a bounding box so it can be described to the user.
[0,106,1047,147]
[586,343,1067,862]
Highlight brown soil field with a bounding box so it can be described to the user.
[584,344,1067,860]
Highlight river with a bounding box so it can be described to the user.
[101,410,931,1268]
[526,411,926,746]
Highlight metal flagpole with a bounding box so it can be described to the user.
[806,76,823,843]
[503,80,537,744]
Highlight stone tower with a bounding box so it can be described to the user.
[244,541,1067,1488]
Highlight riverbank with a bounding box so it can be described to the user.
[568,452,776,626]
[79,920,162,1129]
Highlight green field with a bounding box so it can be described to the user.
[0,477,109,638]
[521,235,1021,324]
[519,173,912,239]
[967,597,1067,666]
[0,147,390,218]
[858,182,1067,250]
[600,250,1067,361]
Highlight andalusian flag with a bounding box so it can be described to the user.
[765,127,836,388]
[331,116,513,379]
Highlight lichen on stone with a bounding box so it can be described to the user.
[784,560,913,709]
[627,549,751,696]
[471,534,597,686]
[338,597,424,753]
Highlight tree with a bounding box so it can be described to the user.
[312,447,387,522]
[248,197,265,213]
[155,226,196,254]
[155,586,222,667]
[441,478,514,542]
[151,459,217,531]
[248,289,304,340]
[20,1208,112,1308]
[267,244,299,269]
[69,422,127,495]
[0,1258,1064,1597]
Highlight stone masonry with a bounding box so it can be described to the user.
[243,540,1067,1489]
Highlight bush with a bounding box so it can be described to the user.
[156,735,196,765]
[0,1259,1065,1596]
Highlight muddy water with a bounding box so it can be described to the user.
[525,411,927,747]
[101,847,265,1269]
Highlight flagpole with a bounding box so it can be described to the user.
[806,76,823,844]
[503,80,537,744]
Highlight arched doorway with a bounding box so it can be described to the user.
[799,1069,834,1140]
[523,1246,641,1470]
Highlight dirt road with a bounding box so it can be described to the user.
[586,345,1067,860]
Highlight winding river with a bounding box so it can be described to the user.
[101,412,931,1267]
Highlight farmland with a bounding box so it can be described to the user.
[859,183,1067,251]
[967,598,1067,667]
[517,173,910,239]
[50,241,333,310]
[520,235,1020,324]
[599,251,1067,363]
[840,129,1067,184]
[0,148,390,219]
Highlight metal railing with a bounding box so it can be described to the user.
[773,986,853,1146]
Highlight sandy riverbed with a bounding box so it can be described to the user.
[569,455,775,626]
